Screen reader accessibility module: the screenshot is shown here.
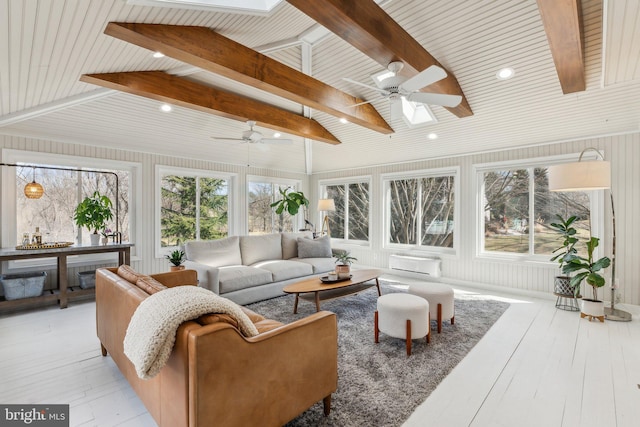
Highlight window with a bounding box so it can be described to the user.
[321,179,370,242]
[383,168,458,251]
[159,167,233,248]
[247,177,302,234]
[478,158,598,259]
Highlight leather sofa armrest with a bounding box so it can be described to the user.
[151,269,198,288]
[186,311,337,426]
[183,261,220,294]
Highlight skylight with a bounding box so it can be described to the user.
[127,0,284,14]
[400,98,437,128]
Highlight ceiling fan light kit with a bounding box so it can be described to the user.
[212,120,293,145]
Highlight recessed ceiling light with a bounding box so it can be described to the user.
[496,67,515,80]
[160,104,172,112]
[339,118,348,124]
[427,132,438,140]
[273,132,281,138]
[153,52,165,58]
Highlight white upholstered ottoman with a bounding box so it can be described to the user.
[408,283,455,333]
[375,293,430,356]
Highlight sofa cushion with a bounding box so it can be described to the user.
[185,236,242,268]
[240,234,282,265]
[254,319,284,334]
[218,265,273,294]
[291,257,336,274]
[136,276,167,295]
[117,264,145,284]
[297,236,332,258]
[281,231,313,259]
[251,260,314,282]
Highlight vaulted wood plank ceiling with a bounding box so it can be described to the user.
[536,0,586,94]
[80,71,341,144]
[286,0,473,118]
[102,22,393,137]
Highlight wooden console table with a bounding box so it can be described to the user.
[0,243,134,311]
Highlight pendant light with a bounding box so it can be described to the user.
[24,167,44,199]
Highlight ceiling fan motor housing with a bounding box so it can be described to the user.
[243,130,263,142]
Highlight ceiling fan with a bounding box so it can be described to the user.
[343,61,463,120]
[212,121,293,145]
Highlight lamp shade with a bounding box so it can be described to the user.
[548,160,611,191]
[24,181,44,199]
[317,198,335,212]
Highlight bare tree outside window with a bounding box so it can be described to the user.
[324,182,369,242]
[248,182,294,234]
[421,176,455,247]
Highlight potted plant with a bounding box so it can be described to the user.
[73,191,114,246]
[562,236,611,322]
[549,214,579,298]
[166,249,186,271]
[334,252,357,279]
[270,187,309,217]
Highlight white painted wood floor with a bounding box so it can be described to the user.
[1,275,639,427]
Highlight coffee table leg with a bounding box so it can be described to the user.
[293,293,299,314]
[315,291,321,312]
[376,278,382,296]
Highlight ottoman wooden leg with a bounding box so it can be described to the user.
[406,319,412,356]
[437,303,442,333]
[374,310,379,343]
[451,315,455,325]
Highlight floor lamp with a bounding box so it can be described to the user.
[548,147,631,322]
[318,198,335,237]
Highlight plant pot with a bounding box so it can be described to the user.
[335,264,350,279]
[553,276,572,296]
[170,265,185,272]
[580,298,605,322]
[89,234,100,246]
[101,236,109,245]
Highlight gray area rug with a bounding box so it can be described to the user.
[246,281,510,427]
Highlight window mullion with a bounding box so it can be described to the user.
[416,178,422,248]
[528,167,535,255]
[195,177,201,240]
[343,184,349,240]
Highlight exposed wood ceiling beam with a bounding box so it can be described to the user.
[104,22,393,134]
[536,0,586,94]
[286,0,473,118]
[80,71,341,145]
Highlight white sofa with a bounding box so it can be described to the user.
[184,232,339,305]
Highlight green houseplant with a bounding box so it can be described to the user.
[166,249,186,271]
[334,252,357,279]
[562,236,611,321]
[549,214,579,298]
[270,187,309,216]
[73,191,114,245]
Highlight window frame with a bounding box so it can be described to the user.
[246,175,304,235]
[381,167,460,255]
[1,149,141,271]
[319,175,372,247]
[473,153,605,263]
[155,165,237,257]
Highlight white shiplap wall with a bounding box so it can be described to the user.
[0,135,308,282]
[311,132,640,305]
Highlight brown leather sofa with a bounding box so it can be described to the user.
[96,266,338,427]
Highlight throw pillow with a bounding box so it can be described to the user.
[136,275,167,295]
[297,235,332,258]
[117,264,144,284]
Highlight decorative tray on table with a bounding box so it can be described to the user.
[15,242,74,250]
[320,275,352,284]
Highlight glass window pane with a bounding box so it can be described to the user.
[161,175,197,247]
[421,176,454,247]
[199,177,228,240]
[483,169,529,253]
[389,179,418,244]
[326,185,345,239]
[348,182,369,241]
[248,182,275,235]
[533,167,590,255]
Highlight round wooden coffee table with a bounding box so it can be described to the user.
[283,269,382,313]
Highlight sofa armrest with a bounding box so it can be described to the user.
[151,269,198,288]
[186,311,337,426]
[183,260,220,294]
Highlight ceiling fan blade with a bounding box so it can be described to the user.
[407,92,462,107]
[400,65,448,92]
[390,99,403,120]
[212,137,246,144]
[260,138,293,145]
[343,77,390,95]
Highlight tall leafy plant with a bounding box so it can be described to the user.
[549,214,578,272]
[73,191,113,234]
[562,237,611,300]
[270,187,309,216]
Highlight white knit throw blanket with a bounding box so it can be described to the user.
[124,286,259,380]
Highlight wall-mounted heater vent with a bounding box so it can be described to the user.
[389,255,441,277]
